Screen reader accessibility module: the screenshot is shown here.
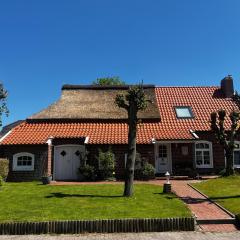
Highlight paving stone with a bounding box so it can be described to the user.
[149,180,238,232]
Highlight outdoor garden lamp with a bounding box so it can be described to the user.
[165,171,170,184]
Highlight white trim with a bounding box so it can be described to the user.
[46,136,54,145]
[84,136,89,144]
[151,138,156,144]
[190,129,199,139]
[0,130,12,143]
[13,152,35,171]
[195,141,213,168]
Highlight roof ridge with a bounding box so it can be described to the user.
[155,86,219,88]
[62,84,156,90]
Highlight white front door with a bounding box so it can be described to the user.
[155,143,171,173]
[54,145,85,180]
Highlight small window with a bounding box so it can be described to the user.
[195,141,213,168]
[175,106,193,119]
[13,153,35,171]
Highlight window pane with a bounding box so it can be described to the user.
[175,107,193,118]
[196,160,202,165]
[27,160,32,166]
[203,151,209,156]
[234,151,240,165]
[204,144,209,149]
[196,151,202,156]
[196,143,204,149]
[17,160,22,166]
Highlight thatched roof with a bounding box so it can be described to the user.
[28,85,160,120]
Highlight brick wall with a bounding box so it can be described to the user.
[3,130,234,182]
[3,145,48,181]
[171,143,194,174]
[86,144,154,179]
[169,131,235,175]
[196,132,225,173]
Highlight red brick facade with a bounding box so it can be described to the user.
[3,145,48,181]
[2,132,231,181]
[86,144,154,179]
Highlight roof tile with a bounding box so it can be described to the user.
[1,86,238,145]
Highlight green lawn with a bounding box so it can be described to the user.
[0,182,190,222]
[192,175,240,215]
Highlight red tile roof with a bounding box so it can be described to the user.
[1,86,238,145]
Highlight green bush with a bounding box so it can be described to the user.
[0,158,9,180]
[0,175,3,188]
[79,164,96,181]
[141,162,155,180]
[96,148,115,180]
[133,153,155,180]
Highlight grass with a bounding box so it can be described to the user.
[192,175,240,215]
[0,182,190,222]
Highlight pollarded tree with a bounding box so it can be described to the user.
[0,83,8,127]
[211,110,240,176]
[115,84,149,197]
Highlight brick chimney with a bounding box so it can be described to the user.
[221,75,234,98]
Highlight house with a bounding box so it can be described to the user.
[1,76,239,181]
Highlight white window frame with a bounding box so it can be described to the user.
[13,152,35,171]
[195,141,213,168]
[233,141,240,168]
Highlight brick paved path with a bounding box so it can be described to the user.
[150,180,238,232]
[1,232,240,240]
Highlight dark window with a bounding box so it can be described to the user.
[234,151,240,166]
[159,145,167,158]
[17,156,32,167]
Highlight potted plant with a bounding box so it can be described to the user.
[41,174,52,185]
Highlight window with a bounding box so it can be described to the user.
[234,142,240,168]
[13,153,35,171]
[159,145,167,158]
[175,106,194,119]
[195,141,213,168]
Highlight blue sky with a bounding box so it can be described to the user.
[1,0,240,126]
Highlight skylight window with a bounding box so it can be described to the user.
[175,106,194,119]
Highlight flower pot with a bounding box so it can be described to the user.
[41,176,52,185]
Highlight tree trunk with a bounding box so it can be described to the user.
[225,149,234,176]
[124,103,137,197]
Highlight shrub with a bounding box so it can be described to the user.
[141,162,155,180]
[79,164,96,181]
[0,175,3,188]
[96,148,115,180]
[133,152,155,180]
[0,158,9,180]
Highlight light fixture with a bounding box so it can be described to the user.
[165,171,170,184]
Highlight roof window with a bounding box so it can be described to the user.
[175,106,194,119]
